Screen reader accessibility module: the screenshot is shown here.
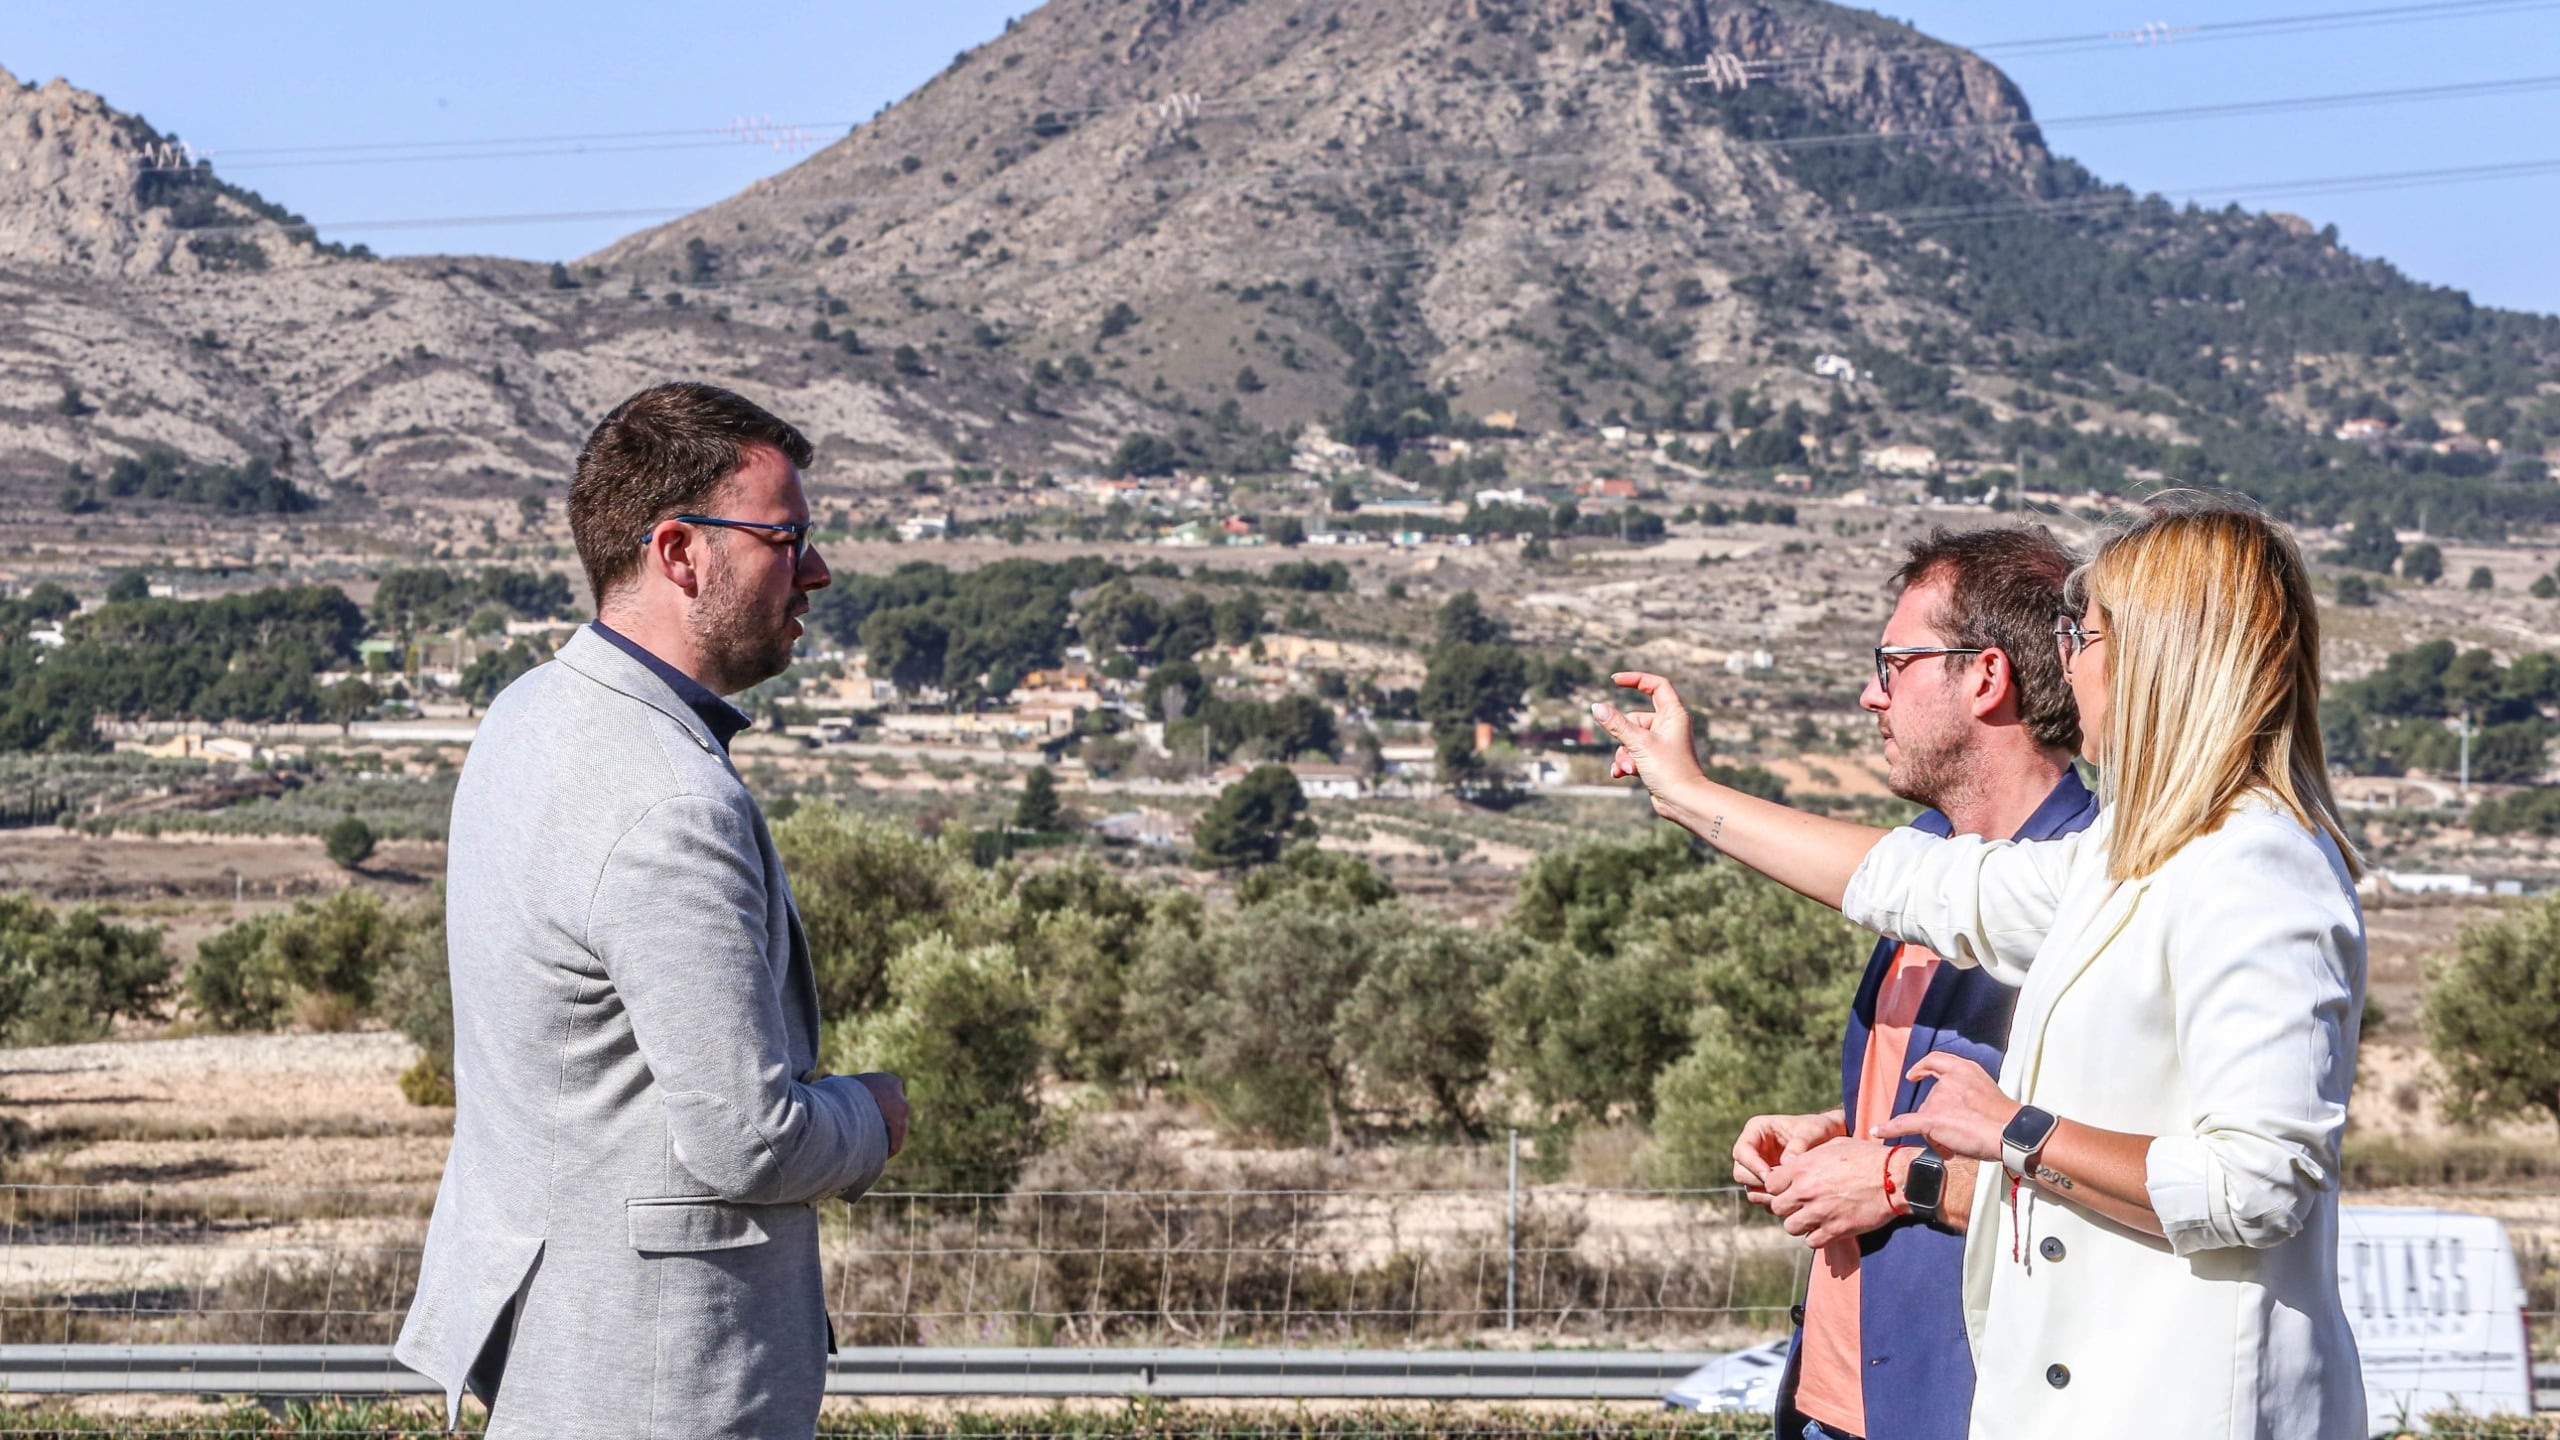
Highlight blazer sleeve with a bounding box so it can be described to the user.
[2142,817,2362,1255]
[1837,818,2101,985]
[586,792,890,1207]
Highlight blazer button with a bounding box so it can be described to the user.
[2046,1363,2071,1389]
[2038,1235,2067,1263]
[1790,1304,1806,1326]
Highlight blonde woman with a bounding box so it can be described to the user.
[1593,501,2366,1438]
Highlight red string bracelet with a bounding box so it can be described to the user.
[1882,1147,1901,1215]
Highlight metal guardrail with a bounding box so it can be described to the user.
[0,1345,2549,1406]
[0,1345,1713,1400]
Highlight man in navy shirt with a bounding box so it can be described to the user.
[1736,526,2096,1440]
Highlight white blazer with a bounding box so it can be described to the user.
[1842,794,2367,1440]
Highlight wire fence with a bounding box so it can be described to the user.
[0,1180,1804,1353]
[0,1179,2552,1437]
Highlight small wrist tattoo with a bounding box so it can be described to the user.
[1706,814,1725,846]
[2032,1164,2076,1192]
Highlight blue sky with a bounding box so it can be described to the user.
[11,2,2557,314]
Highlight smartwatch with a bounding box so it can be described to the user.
[1902,1150,1948,1227]
[2002,1104,2060,1180]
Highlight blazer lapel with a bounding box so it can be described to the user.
[2001,874,2153,1101]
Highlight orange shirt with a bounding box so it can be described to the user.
[1792,942,1942,1437]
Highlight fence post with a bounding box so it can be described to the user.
[1505,1128,1519,1332]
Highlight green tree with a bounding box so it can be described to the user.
[1488,829,1866,1169]
[860,608,950,694]
[105,570,150,605]
[0,893,170,1045]
[1014,765,1062,833]
[2466,565,2496,591]
[1336,922,1515,1140]
[187,888,408,1031]
[1270,516,1308,548]
[320,677,378,729]
[1106,433,1180,479]
[380,887,455,1106]
[775,806,1011,1016]
[1183,898,1372,1150]
[2331,511,2402,574]
[830,936,1044,1193]
[1193,764,1310,869]
[2336,573,2377,607]
[323,816,376,869]
[2399,541,2444,585]
[1013,860,1158,1085]
[2425,897,2560,1137]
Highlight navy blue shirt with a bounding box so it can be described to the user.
[587,621,752,752]
[1777,767,2102,1440]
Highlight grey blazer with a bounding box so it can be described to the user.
[396,628,890,1439]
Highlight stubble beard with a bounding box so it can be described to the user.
[1884,718,1975,813]
[688,550,798,695]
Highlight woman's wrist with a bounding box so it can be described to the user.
[1656,775,1723,840]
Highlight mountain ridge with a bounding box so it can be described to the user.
[2,0,2556,543]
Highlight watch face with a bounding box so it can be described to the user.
[1904,1155,1944,1211]
[2003,1105,2059,1152]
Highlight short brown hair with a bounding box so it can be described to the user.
[567,382,814,603]
[1890,524,2081,753]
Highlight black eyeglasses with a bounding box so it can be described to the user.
[645,515,816,565]
[2053,615,2105,666]
[1874,645,1985,696]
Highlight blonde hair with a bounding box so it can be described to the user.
[2074,497,2360,882]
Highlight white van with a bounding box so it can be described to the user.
[1667,1207,2540,1433]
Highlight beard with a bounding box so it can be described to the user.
[1883,716,1973,810]
[687,551,799,695]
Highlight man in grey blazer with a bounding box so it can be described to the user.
[397,382,908,1439]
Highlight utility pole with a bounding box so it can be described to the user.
[2458,708,2472,796]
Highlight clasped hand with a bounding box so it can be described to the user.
[1733,1112,1897,1249]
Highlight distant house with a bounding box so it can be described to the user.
[1481,412,1520,432]
[26,625,64,649]
[1598,425,1631,446]
[1813,353,1859,381]
[1288,763,1365,800]
[1579,477,1638,500]
[2335,418,2392,443]
[1474,487,1534,508]
[1221,515,1259,536]
[1863,444,1941,477]
[1162,519,1216,547]
[896,513,950,542]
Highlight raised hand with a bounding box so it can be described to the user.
[1589,671,1707,812]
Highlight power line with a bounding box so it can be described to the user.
[181,149,2560,317]
[149,65,2560,248]
[126,0,2559,167]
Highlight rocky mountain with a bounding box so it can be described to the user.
[3,0,2557,539]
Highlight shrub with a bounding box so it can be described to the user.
[187,889,409,1032]
[323,815,376,869]
[0,893,170,1045]
[829,936,1044,1194]
[1193,764,1310,869]
[380,887,453,1106]
[775,805,1010,1017]
[2426,895,2560,1138]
